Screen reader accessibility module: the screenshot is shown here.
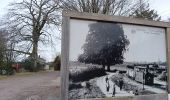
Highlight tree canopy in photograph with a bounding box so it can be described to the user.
[78,22,130,71]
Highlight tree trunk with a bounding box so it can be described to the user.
[107,65,110,71]
[102,64,105,70]
[32,40,38,72]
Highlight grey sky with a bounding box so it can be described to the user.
[0,0,170,20]
[0,0,170,62]
[149,0,170,20]
[123,24,166,62]
[0,0,16,16]
[69,19,166,63]
[0,0,60,62]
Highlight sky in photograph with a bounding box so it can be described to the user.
[0,0,170,62]
[69,19,166,63]
[122,24,166,62]
[69,20,96,61]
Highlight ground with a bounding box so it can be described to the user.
[96,72,134,97]
[96,72,166,97]
[0,71,60,100]
[69,62,167,100]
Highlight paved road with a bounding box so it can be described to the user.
[0,71,60,100]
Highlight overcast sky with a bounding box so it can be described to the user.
[0,0,61,62]
[0,0,169,62]
[149,0,170,20]
[0,0,170,20]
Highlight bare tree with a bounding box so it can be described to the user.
[1,0,61,71]
[61,0,145,16]
[0,30,7,67]
[130,0,161,21]
[0,30,16,68]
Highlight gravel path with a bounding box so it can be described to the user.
[96,73,134,97]
[0,71,60,100]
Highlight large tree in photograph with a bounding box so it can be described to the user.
[78,22,129,71]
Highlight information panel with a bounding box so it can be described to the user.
[68,19,167,100]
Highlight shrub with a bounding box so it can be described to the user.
[0,66,14,75]
[52,55,60,71]
[22,58,45,72]
[111,74,138,92]
[69,82,83,90]
[22,58,34,72]
[69,66,106,82]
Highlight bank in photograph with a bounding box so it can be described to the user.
[68,19,167,100]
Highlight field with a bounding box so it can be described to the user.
[69,61,167,100]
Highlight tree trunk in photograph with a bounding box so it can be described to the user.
[102,64,105,70]
[32,40,38,72]
[107,65,110,71]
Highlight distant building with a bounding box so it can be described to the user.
[37,55,46,67]
[12,63,22,72]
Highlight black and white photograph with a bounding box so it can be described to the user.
[68,19,167,100]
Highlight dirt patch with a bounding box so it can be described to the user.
[0,71,60,100]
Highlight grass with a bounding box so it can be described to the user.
[0,76,8,80]
[0,70,55,80]
[15,72,36,76]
